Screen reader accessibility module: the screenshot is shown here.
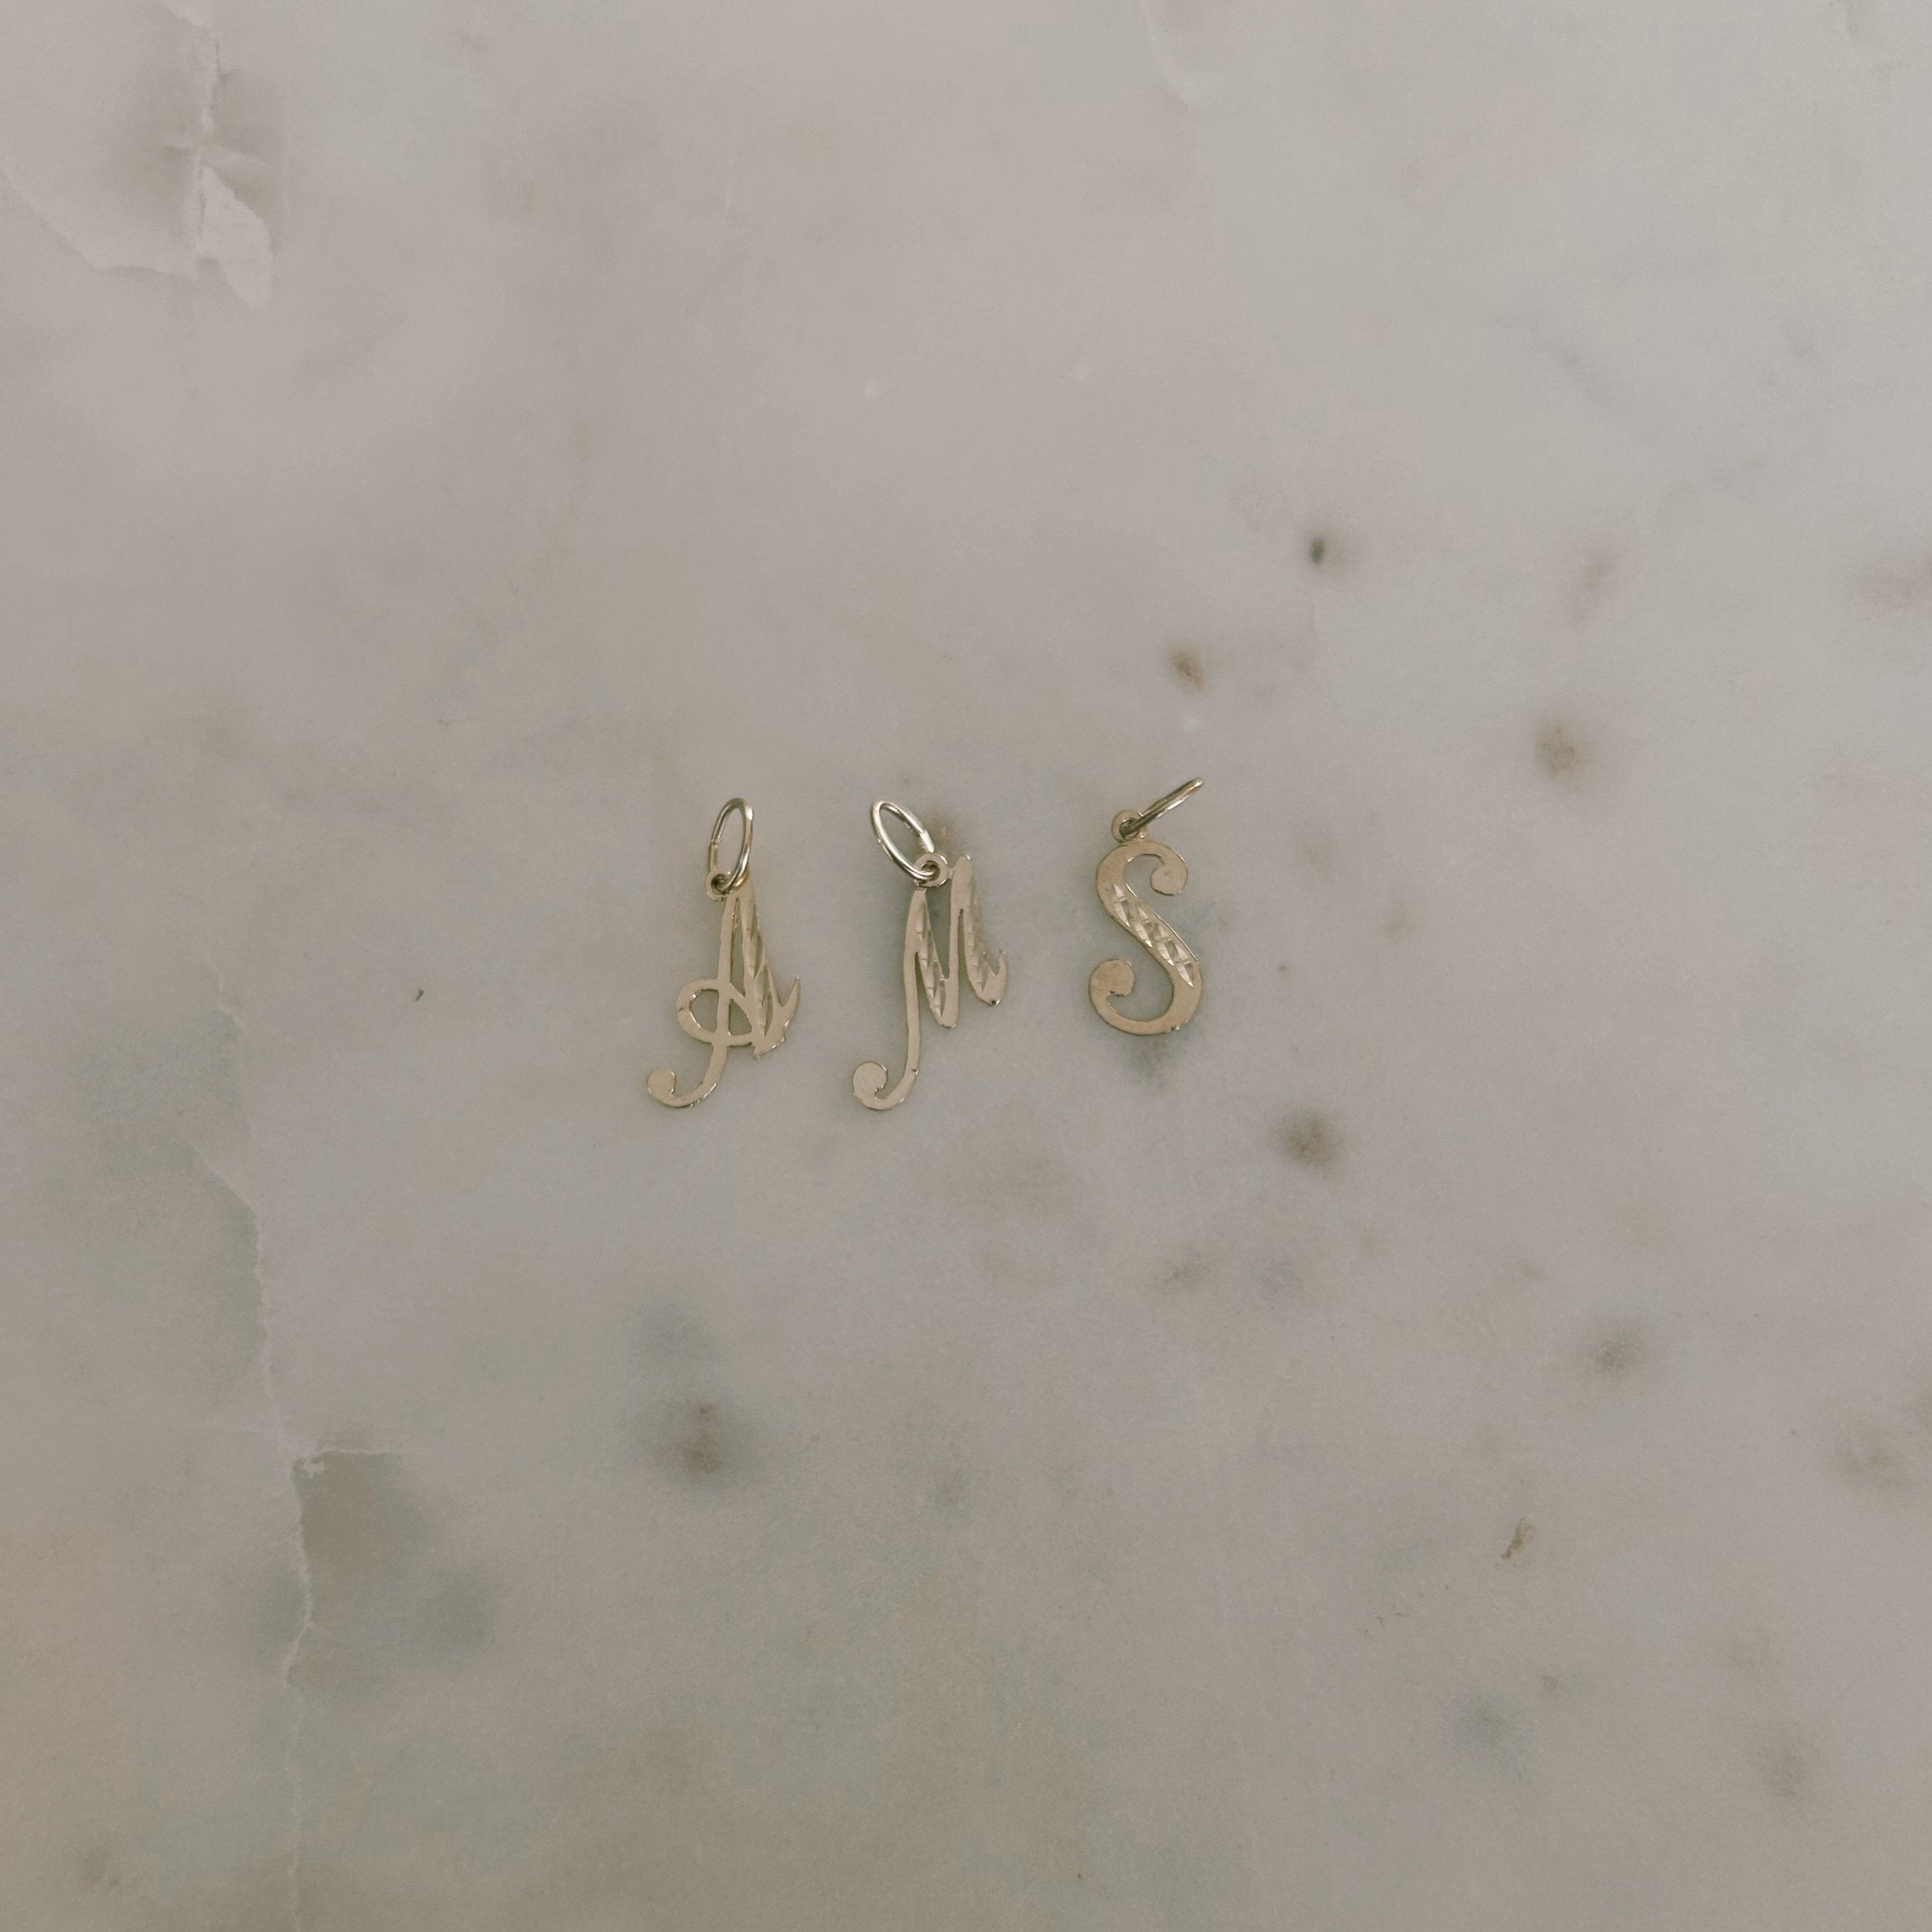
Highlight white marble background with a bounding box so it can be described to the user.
[4,0,1931,1926]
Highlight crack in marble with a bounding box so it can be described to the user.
[195,953,311,1932]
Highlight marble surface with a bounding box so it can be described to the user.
[4,0,1932,1925]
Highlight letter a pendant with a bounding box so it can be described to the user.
[854,801,1007,1110]
[1089,777,1204,1037]
[649,800,798,1109]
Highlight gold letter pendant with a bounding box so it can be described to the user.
[1089,777,1204,1037]
[649,800,798,1109]
[854,802,1007,1111]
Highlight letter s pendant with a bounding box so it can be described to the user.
[1089,779,1204,1037]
